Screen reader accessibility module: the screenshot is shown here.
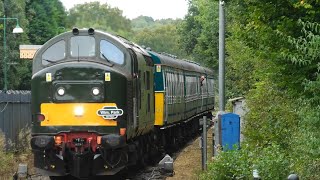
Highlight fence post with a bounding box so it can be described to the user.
[202,116,207,170]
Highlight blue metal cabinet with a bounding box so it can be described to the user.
[221,113,240,150]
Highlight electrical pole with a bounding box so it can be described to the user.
[3,16,7,91]
[219,0,225,111]
[214,0,226,157]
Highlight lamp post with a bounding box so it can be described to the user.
[0,15,23,91]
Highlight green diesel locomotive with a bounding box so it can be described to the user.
[30,28,214,179]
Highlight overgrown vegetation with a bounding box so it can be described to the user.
[0,127,32,178]
[178,0,320,179]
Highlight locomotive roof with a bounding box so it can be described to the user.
[148,51,214,75]
[32,29,151,74]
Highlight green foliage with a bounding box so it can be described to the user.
[26,0,67,44]
[132,24,187,58]
[244,80,299,149]
[253,144,291,180]
[178,0,219,68]
[292,104,320,179]
[132,16,155,30]
[131,15,187,58]
[282,20,320,104]
[200,145,251,180]
[0,131,14,177]
[10,60,32,90]
[200,144,291,180]
[194,0,320,179]
[225,38,257,98]
[0,0,31,90]
[67,2,132,37]
[131,16,179,31]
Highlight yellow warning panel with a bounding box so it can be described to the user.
[154,92,164,126]
[105,72,111,81]
[156,65,161,72]
[40,103,119,126]
[46,73,52,82]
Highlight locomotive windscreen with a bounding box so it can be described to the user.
[42,40,66,65]
[100,40,124,64]
[70,36,95,57]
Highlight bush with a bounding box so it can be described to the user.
[0,127,33,178]
[200,144,292,180]
[200,80,300,179]
[244,80,299,150]
[291,104,320,179]
[200,145,251,180]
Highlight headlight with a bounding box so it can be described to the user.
[57,87,65,96]
[92,87,100,96]
[74,106,84,117]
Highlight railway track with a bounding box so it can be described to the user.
[27,134,200,180]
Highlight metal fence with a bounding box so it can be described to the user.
[0,90,31,145]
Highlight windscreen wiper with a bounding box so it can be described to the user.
[100,52,113,64]
[42,59,55,63]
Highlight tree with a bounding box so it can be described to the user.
[131,16,155,31]
[178,0,219,68]
[67,2,132,37]
[133,24,187,58]
[0,0,30,90]
[26,0,67,45]
[184,0,320,178]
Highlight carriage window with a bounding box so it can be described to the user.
[100,40,124,64]
[71,36,95,57]
[42,40,65,65]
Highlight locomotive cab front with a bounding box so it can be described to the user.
[30,28,137,178]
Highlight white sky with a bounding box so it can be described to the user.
[60,0,188,20]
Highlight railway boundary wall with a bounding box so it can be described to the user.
[0,90,31,146]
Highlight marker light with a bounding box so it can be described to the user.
[92,87,100,96]
[54,136,62,145]
[97,136,102,145]
[74,106,84,117]
[57,87,65,96]
[37,114,45,122]
[120,128,126,136]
